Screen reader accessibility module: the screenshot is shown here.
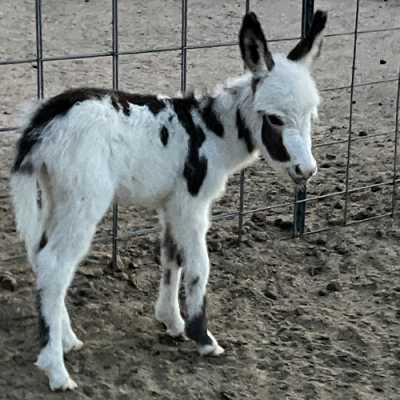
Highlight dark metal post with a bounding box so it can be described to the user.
[180,0,188,93]
[293,0,314,236]
[111,0,119,269]
[237,0,251,243]
[391,68,400,216]
[35,0,44,98]
[343,0,360,224]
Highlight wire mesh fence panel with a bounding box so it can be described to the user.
[0,0,399,265]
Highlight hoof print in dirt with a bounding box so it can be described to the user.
[0,274,17,291]
[264,288,278,300]
[158,333,186,345]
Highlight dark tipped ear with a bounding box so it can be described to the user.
[239,12,274,73]
[288,10,327,66]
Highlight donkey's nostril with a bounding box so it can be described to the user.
[294,164,316,180]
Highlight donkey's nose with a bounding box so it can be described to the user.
[294,164,317,180]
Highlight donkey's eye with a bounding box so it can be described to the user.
[268,114,284,126]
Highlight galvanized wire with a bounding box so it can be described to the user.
[0,0,399,258]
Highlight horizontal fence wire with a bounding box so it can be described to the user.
[2,209,397,265]
[0,0,399,260]
[1,26,400,67]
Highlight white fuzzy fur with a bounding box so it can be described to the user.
[9,18,325,391]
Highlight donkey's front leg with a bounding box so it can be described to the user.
[159,199,224,356]
[155,212,185,337]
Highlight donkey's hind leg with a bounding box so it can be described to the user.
[35,217,97,391]
[34,184,113,390]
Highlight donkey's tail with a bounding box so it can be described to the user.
[9,98,54,265]
[10,168,44,264]
[10,164,53,267]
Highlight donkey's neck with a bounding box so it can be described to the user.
[209,74,261,174]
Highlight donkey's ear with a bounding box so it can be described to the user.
[239,12,274,73]
[288,10,327,67]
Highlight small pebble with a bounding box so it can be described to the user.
[327,281,341,292]
[334,201,343,210]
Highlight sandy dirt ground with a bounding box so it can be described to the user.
[0,0,400,399]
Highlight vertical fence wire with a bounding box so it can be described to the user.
[343,0,361,225]
[237,0,251,243]
[293,0,314,237]
[391,68,400,216]
[35,0,44,99]
[111,0,119,268]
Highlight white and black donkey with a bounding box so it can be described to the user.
[10,11,327,390]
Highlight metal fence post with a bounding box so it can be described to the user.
[237,0,251,244]
[391,68,400,216]
[35,0,44,99]
[111,0,119,269]
[293,0,314,236]
[343,0,360,225]
[180,0,188,93]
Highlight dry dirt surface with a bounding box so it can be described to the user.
[1,0,400,399]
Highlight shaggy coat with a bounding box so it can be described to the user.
[10,11,327,391]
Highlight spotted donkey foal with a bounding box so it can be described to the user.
[10,11,327,390]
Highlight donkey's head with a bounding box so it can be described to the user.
[239,11,327,185]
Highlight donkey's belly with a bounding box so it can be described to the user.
[115,174,175,208]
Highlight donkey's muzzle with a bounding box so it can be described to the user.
[288,164,317,184]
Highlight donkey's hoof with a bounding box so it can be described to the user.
[198,343,225,356]
[155,308,185,338]
[197,330,225,356]
[35,352,77,391]
[165,321,185,338]
[63,338,84,354]
[50,376,78,392]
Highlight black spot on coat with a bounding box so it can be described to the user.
[36,290,49,348]
[164,269,171,285]
[176,251,183,267]
[189,276,200,293]
[160,126,169,146]
[185,297,213,346]
[117,92,166,116]
[251,77,261,94]
[201,97,224,137]
[236,109,255,153]
[163,224,183,267]
[172,98,208,196]
[12,88,165,173]
[261,116,290,162]
[38,232,47,252]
